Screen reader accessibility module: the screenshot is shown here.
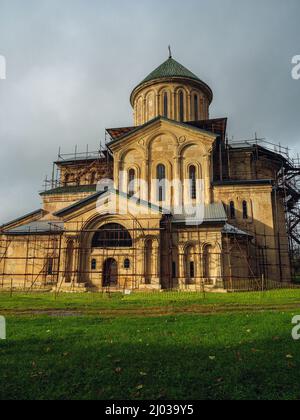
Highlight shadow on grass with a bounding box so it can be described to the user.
[0,314,299,400]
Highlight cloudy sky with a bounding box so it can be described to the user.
[0,0,299,224]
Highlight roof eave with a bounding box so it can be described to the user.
[0,209,44,231]
[5,230,64,236]
[106,116,217,148]
[54,188,171,218]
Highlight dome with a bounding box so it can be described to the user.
[130,55,213,126]
[140,57,201,85]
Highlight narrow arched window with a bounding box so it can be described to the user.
[157,164,166,202]
[163,92,168,118]
[128,168,135,197]
[230,201,236,219]
[91,259,97,270]
[190,261,195,279]
[243,201,248,219]
[189,165,197,199]
[194,95,199,121]
[124,258,130,269]
[172,262,177,279]
[179,91,184,122]
[46,258,54,276]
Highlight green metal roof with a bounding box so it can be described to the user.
[0,209,44,230]
[172,203,227,225]
[40,185,97,196]
[5,221,64,236]
[140,57,200,85]
[131,56,213,104]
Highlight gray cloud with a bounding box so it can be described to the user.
[0,0,299,223]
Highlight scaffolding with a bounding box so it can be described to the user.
[42,144,113,192]
[226,137,300,259]
[0,217,300,294]
[1,135,300,294]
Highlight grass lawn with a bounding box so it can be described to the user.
[0,291,300,400]
[1,289,300,313]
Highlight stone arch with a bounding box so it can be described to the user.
[120,146,144,164]
[200,240,222,253]
[148,132,177,181]
[179,143,205,198]
[174,85,190,96]
[80,214,143,261]
[79,214,144,287]
[157,87,172,118]
[202,242,222,285]
[150,158,173,205]
[185,161,202,180]
[147,130,178,151]
[178,141,206,157]
[154,158,173,177]
[82,213,143,238]
[157,85,173,95]
[92,223,133,248]
[119,147,143,192]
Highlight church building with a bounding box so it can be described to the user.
[0,53,297,292]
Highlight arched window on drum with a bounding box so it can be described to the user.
[179,91,185,122]
[194,94,199,121]
[163,92,168,118]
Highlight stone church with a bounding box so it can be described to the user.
[0,53,295,291]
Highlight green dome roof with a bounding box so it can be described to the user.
[141,57,201,84]
[130,56,213,105]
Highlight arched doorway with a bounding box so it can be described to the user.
[103,258,118,287]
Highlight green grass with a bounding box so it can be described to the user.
[1,312,300,400]
[0,291,300,400]
[1,289,300,312]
